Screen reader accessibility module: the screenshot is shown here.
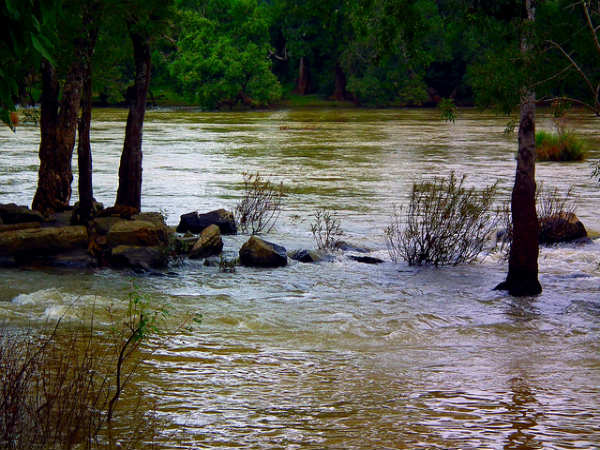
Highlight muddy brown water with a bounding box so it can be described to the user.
[0,108,598,449]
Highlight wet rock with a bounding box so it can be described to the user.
[170,234,198,255]
[176,209,237,235]
[239,236,287,268]
[539,212,587,244]
[0,226,88,256]
[0,222,41,233]
[189,225,223,259]
[288,249,334,263]
[0,203,44,224]
[132,212,167,226]
[106,219,169,248]
[21,249,96,269]
[110,245,168,270]
[347,254,385,264]
[334,240,370,253]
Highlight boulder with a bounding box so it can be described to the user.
[0,203,44,224]
[189,225,223,259]
[539,212,587,244]
[170,234,198,255]
[91,216,123,235]
[110,245,168,270]
[0,226,88,256]
[239,236,287,268]
[288,249,334,263]
[176,209,237,235]
[132,212,167,226]
[347,254,385,264]
[0,222,41,233]
[106,219,169,248]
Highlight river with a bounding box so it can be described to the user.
[0,108,598,449]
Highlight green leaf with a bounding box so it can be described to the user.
[30,32,54,64]
[5,0,20,20]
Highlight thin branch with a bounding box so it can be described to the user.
[538,95,600,115]
[583,1,600,54]
[546,39,597,96]
[531,64,573,88]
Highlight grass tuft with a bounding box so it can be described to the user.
[535,130,586,162]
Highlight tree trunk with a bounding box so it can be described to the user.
[114,28,151,213]
[76,4,100,224]
[294,57,310,95]
[32,57,84,215]
[332,63,347,101]
[495,0,542,296]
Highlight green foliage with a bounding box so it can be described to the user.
[438,98,456,122]
[310,209,343,250]
[170,0,282,109]
[385,173,499,266]
[235,171,284,234]
[535,130,587,162]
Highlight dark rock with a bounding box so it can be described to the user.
[70,200,104,224]
[96,205,138,219]
[91,217,123,235]
[176,209,237,235]
[110,245,168,270]
[334,240,370,253]
[0,226,88,257]
[0,203,44,224]
[19,249,96,269]
[288,249,334,263]
[0,222,41,233]
[347,255,385,264]
[239,236,287,268]
[189,225,223,259]
[170,235,198,255]
[539,212,587,244]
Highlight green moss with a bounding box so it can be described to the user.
[536,130,587,162]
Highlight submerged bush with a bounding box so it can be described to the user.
[310,209,343,250]
[235,172,284,234]
[536,130,586,162]
[385,173,499,266]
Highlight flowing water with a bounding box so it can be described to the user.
[0,108,599,449]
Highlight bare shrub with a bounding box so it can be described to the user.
[310,209,343,250]
[235,172,283,234]
[0,289,177,450]
[385,173,500,266]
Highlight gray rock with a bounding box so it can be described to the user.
[189,225,223,259]
[239,236,287,268]
[176,209,237,235]
[347,254,385,264]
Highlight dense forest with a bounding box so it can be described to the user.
[2,0,600,113]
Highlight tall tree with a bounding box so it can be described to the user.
[495,0,542,296]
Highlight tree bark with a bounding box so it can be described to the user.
[32,55,84,215]
[294,57,310,95]
[76,4,100,224]
[114,27,151,212]
[331,63,347,101]
[495,0,542,296]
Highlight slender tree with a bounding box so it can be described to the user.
[495,0,542,296]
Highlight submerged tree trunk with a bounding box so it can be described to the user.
[114,27,151,212]
[294,57,310,95]
[496,0,541,296]
[32,57,84,215]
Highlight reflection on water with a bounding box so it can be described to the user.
[0,108,599,448]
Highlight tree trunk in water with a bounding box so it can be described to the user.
[332,63,347,101]
[32,58,83,215]
[294,57,310,95]
[495,0,541,296]
[114,28,151,212]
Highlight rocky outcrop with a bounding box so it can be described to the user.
[176,209,237,235]
[0,203,44,224]
[0,226,88,257]
[539,212,588,244]
[106,220,169,248]
[189,225,223,259]
[0,222,41,233]
[288,249,334,263]
[239,236,287,268]
[110,245,168,270]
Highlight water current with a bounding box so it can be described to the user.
[0,108,598,449]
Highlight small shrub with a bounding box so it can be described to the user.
[235,172,283,234]
[385,173,499,266]
[310,209,343,250]
[536,130,586,162]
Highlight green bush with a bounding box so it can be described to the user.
[385,173,500,266]
[535,130,586,162]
